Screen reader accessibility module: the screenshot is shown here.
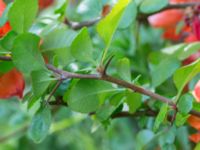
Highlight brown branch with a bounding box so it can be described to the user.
[111,109,157,119]
[48,96,68,106]
[46,80,63,103]
[1,57,200,118]
[65,3,200,29]
[65,17,101,30]
[0,56,12,61]
[46,64,200,118]
[46,64,176,107]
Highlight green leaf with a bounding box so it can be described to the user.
[175,112,189,127]
[41,28,77,51]
[0,61,14,73]
[125,91,142,113]
[68,79,115,113]
[31,70,53,98]
[54,47,74,66]
[177,94,193,115]
[8,0,38,33]
[28,106,51,143]
[12,33,46,74]
[77,0,101,20]
[173,59,200,98]
[96,0,130,61]
[151,58,180,87]
[161,43,186,56]
[140,0,168,14]
[96,104,118,121]
[162,144,176,150]
[136,130,155,150]
[117,57,131,82]
[153,104,168,131]
[0,31,17,51]
[0,3,12,27]
[159,127,176,147]
[179,42,200,60]
[71,27,94,63]
[118,1,137,29]
[195,143,200,150]
[192,102,200,112]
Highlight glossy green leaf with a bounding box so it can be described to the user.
[54,47,74,66]
[97,0,130,44]
[0,61,14,73]
[195,143,200,150]
[31,70,53,98]
[12,33,46,74]
[192,102,200,112]
[8,0,38,33]
[97,0,130,61]
[179,42,200,60]
[71,27,94,63]
[140,0,168,14]
[177,94,193,115]
[118,1,137,29]
[175,112,189,127]
[159,127,176,147]
[153,104,168,131]
[117,57,131,82]
[41,28,77,51]
[77,0,101,20]
[68,79,115,113]
[151,58,180,87]
[125,91,142,113]
[162,144,176,150]
[96,104,118,121]
[0,31,17,51]
[173,59,200,97]
[28,106,51,143]
[136,130,155,150]
[162,43,186,56]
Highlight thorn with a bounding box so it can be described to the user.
[103,55,114,75]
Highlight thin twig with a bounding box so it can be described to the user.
[46,80,63,103]
[46,64,176,107]
[1,57,200,118]
[102,55,114,76]
[46,64,200,118]
[49,96,68,106]
[64,3,200,28]
[65,17,101,30]
[0,56,12,61]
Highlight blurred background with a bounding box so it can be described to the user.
[0,0,196,149]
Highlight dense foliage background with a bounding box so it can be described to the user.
[1,0,200,149]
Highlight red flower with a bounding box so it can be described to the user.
[162,27,181,41]
[0,69,25,99]
[170,0,200,4]
[0,0,11,37]
[184,33,199,43]
[39,0,54,9]
[0,0,5,16]
[148,9,184,29]
[188,115,200,143]
[0,1,25,99]
[192,16,200,40]
[189,133,200,143]
[193,80,200,103]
